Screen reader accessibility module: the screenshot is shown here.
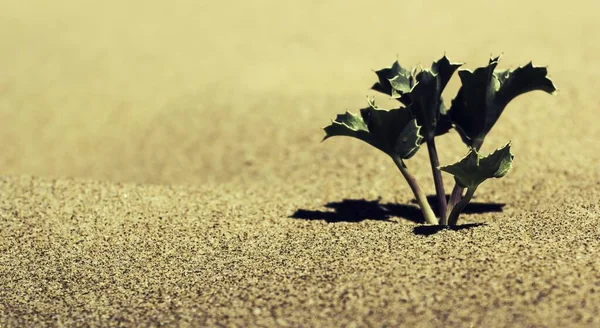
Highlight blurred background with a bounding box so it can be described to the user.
[0,0,596,189]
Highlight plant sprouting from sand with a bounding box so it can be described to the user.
[322,54,556,227]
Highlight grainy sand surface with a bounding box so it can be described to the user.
[1,0,599,327]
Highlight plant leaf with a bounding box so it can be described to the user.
[449,56,500,146]
[408,70,439,140]
[323,99,422,159]
[371,60,414,105]
[435,111,453,136]
[495,62,557,109]
[449,56,557,147]
[432,55,463,93]
[439,142,514,188]
[322,111,371,144]
[394,117,423,159]
[408,55,462,141]
[389,72,413,94]
[372,60,411,95]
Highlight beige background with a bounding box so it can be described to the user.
[1,0,597,186]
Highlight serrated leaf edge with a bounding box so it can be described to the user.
[321,110,367,141]
[438,141,514,187]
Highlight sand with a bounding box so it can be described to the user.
[0,0,599,326]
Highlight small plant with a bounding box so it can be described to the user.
[323,54,556,226]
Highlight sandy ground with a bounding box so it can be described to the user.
[0,0,599,326]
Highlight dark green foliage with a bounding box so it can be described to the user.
[323,98,423,160]
[322,54,556,227]
[372,56,462,141]
[449,56,557,147]
[371,60,414,105]
[440,142,514,189]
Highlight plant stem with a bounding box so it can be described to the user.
[446,185,463,214]
[392,156,438,225]
[426,139,447,220]
[447,138,485,210]
[443,184,463,226]
[447,187,477,226]
[448,186,464,210]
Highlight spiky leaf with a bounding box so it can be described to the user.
[323,99,422,159]
[372,61,411,94]
[432,55,463,93]
[409,70,439,140]
[389,72,413,94]
[435,111,453,136]
[372,60,414,105]
[449,56,557,147]
[394,117,423,159]
[408,55,462,141]
[323,111,371,144]
[439,142,514,188]
[495,62,557,109]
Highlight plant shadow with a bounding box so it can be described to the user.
[291,195,504,234]
[291,198,423,224]
[413,223,487,236]
[412,195,505,215]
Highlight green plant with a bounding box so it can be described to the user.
[323,55,556,226]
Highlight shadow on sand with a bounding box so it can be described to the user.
[291,198,422,224]
[411,195,505,217]
[291,195,503,235]
[412,223,487,236]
